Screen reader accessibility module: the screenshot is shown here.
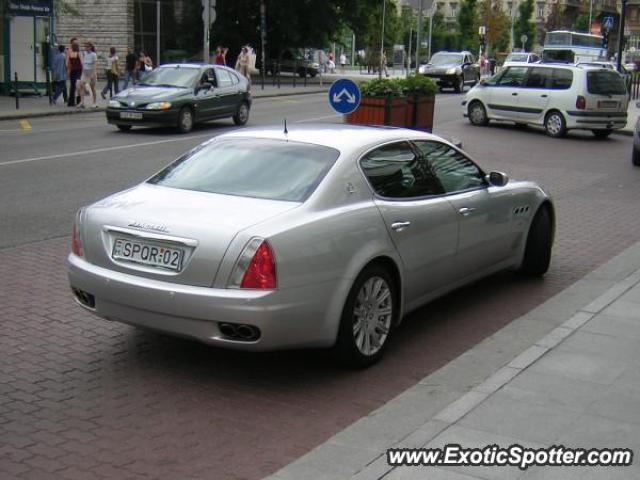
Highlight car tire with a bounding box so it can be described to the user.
[116,124,131,132]
[633,146,640,166]
[454,75,464,93]
[468,101,489,126]
[518,206,553,276]
[334,264,397,368]
[592,129,612,138]
[177,106,194,133]
[544,111,566,138]
[233,102,250,126]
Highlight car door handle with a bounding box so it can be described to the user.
[391,221,411,231]
[458,207,476,216]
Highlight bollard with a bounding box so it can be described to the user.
[46,68,53,105]
[14,72,19,110]
[293,60,297,88]
[277,62,281,89]
[304,65,307,87]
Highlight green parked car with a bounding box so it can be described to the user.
[106,63,252,133]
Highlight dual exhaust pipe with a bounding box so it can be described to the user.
[219,322,261,342]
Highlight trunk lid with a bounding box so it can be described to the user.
[83,184,298,287]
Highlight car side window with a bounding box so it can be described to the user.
[201,69,216,87]
[216,69,234,87]
[550,69,573,90]
[360,142,444,198]
[525,67,551,88]
[497,66,528,87]
[413,141,485,194]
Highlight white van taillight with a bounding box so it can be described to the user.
[576,95,586,110]
[229,238,277,290]
[71,210,84,257]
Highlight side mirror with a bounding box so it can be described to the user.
[486,171,509,187]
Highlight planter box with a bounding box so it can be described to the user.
[346,97,408,128]
[345,94,435,132]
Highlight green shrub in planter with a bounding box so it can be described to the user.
[358,78,405,97]
[398,74,438,96]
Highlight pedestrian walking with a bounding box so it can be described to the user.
[489,56,497,76]
[479,54,487,77]
[51,45,68,104]
[139,52,153,81]
[101,47,120,99]
[67,42,82,107]
[380,52,389,77]
[327,50,336,73]
[78,42,98,108]
[235,46,251,84]
[214,46,227,66]
[122,47,138,89]
[340,52,347,73]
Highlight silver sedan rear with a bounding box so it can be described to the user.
[68,125,554,367]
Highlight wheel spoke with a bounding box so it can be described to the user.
[375,323,389,335]
[363,330,371,354]
[353,317,363,336]
[377,306,392,316]
[376,288,390,306]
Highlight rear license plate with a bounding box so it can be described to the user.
[598,100,618,109]
[112,238,183,271]
[120,111,143,120]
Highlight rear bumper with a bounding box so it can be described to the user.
[68,254,339,351]
[106,108,180,127]
[423,74,457,86]
[565,110,627,130]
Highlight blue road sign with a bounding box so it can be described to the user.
[603,16,614,31]
[328,79,361,115]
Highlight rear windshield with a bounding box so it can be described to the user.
[587,70,627,95]
[147,139,339,202]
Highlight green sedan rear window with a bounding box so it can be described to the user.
[148,139,339,202]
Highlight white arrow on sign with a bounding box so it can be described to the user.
[333,88,356,104]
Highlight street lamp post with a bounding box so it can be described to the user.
[415,0,424,74]
[588,0,593,34]
[379,0,386,79]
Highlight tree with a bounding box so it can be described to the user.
[513,0,536,51]
[458,0,479,52]
[572,14,590,33]
[479,0,511,54]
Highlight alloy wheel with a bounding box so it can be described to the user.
[352,276,393,356]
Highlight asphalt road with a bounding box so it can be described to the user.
[0,92,464,249]
[2,92,640,480]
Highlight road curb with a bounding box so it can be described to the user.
[0,87,330,121]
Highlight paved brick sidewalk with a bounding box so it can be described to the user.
[267,240,640,480]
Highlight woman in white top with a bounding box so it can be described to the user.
[78,42,98,108]
[101,47,120,99]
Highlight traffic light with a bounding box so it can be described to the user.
[602,30,609,49]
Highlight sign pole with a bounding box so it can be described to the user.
[617,0,627,71]
[202,0,210,63]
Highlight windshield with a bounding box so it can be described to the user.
[139,66,200,88]
[506,54,528,62]
[147,139,340,202]
[430,53,463,65]
[587,71,627,95]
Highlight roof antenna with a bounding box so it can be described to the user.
[283,118,288,136]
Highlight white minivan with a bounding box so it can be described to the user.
[463,64,628,137]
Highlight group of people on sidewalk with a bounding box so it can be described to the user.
[50,38,155,108]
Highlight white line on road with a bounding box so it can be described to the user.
[0,133,215,167]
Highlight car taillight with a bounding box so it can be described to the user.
[576,95,586,110]
[71,210,84,257]
[229,238,277,290]
[241,241,276,289]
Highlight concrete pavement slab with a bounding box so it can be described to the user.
[457,393,582,445]
[583,313,640,340]
[520,464,639,480]
[386,465,484,480]
[528,349,627,385]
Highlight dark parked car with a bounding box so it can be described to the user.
[418,51,480,93]
[106,63,252,133]
[263,49,320,77]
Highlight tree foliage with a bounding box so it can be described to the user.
[572,14,590,33]
[478,0,511,54]
[513,0,536,51]
[457,0,479,52]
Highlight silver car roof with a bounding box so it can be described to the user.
[217,124,443,152]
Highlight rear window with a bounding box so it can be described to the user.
[587,71,627,95]
[148,139,339,202]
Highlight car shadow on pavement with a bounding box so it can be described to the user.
[470,121,623,141]
[107,120,241,137]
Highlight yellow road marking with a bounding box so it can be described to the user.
[19,120,32,131]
